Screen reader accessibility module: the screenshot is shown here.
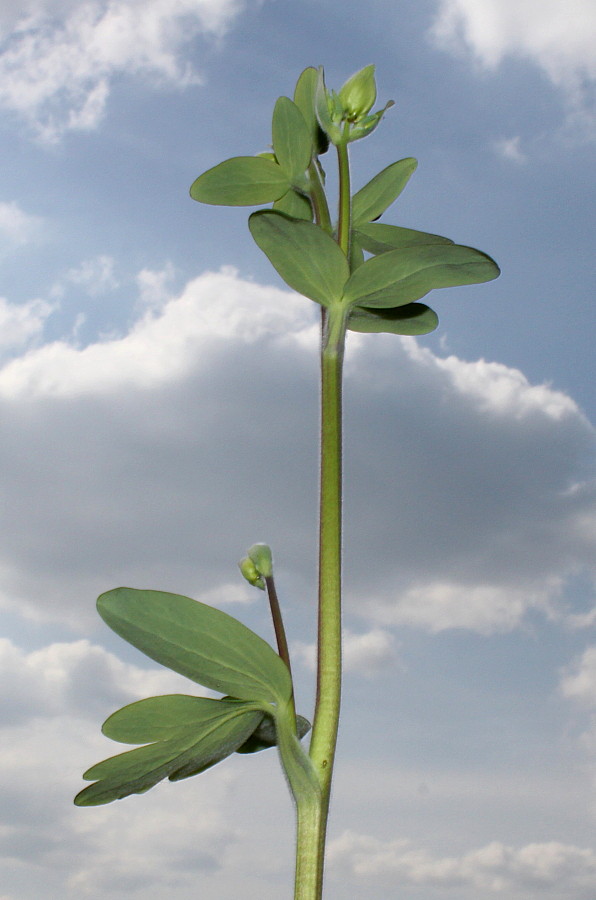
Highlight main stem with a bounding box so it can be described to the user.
[294,134,351,899]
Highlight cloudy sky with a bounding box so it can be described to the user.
[0,1,595,898]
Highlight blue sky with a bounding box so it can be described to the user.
[0,1,595,898]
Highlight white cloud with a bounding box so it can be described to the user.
[327,830,596,894]
[0,200,43,247]
[0,0,247,141]
[293,628,396,676]
[430,0,596,136]
[0,295,53,353]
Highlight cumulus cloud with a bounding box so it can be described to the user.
[327,830,596,895]
[0,267,593,636]
[0,0,246,141]
[430,0,596,136]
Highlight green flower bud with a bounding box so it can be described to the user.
[247,542,273,579]
[338,65,377,121]
[238,556,265,590]
[347,100,395,142]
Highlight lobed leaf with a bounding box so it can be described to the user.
[75,697,263,806]
[342,242,500,308]
[249,210,349,306]
[272,96,313,181]
[236,712,312,754]
[348,302,439,335]
[97,588,293,704]
[355,222,453,254]
[190,156,290,206]
[351,158,418,226]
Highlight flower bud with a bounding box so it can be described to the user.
[247,542,273,579]
[238,556,265,590]
[338,65,377,121]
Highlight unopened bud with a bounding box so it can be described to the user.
[247,543,273,579]
[238,556,265,590]
[338,65,377,121]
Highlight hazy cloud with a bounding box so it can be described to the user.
[0,0,246,141]
[0,200,43,248]
[328,830,596,895]
[430,0,596,137]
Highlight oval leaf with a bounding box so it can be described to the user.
[355,222,453,254]
[97,588,293,704]
[75,699,263,806]
[351,158,418,226]
[343,242,500,308]
[249,210,349,306]
[273,188,313,221]
[272,96,313,181]
[293,66,329,155]
[190,156,290,206]
[348,302,439,335]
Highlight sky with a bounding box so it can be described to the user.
[0,0,595,898]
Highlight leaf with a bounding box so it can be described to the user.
[97,588,293,704]
[190,156,291,206]
[351,158,418,226]
[249,210,349,306]
[236,712,312,754]
[342,242,500,309]
[355,222,454,254]
[273,188,313,221]
[75,697,263,806]
[272,96,313,181]
[348,302,439,335]
[293,67,329,155]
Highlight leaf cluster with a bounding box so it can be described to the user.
[189,66,500,337]
[75,589,310,806]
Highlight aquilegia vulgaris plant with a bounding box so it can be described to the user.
[75,65,500,899]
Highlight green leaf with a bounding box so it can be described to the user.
[342,242,500,309]
[355,222,454,254]
[348,302,439,335]
[293,67,329,155]
[272,96,313,181]
[351,158,418,226]
[75,697,263,806]
[236,712,312,754]
[249,210,349,306]
[273,188,313,221]
[190,156,291,206]
[97,588,293,704]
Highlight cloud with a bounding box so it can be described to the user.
[0,295,54,355]
[293,628,397,676]
[0,637,281,899]
[430,0,596,137]
[50,254,119,298]
[494,136,527,164]
[0,200,43,249]
[327,830,596,895]
[0,266,593,636]
[0,0,246,141]
[560,646,596,708]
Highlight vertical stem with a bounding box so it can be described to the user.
[307,306,347,895]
